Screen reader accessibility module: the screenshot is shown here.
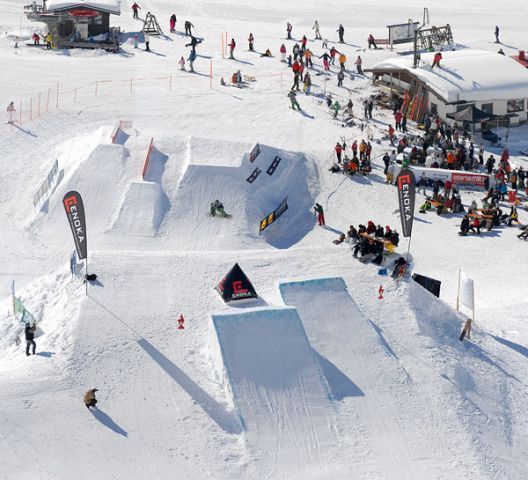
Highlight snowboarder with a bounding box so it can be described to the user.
[210,200,230,217]
[32,32,40,45]
[368,34,378,49]
[432,52,442,68]
[495,25,500,43]
[228,38,236,59]
[355,55,363,75]
[131,2,140,19]
[303,72,312,94]
[188,50,196,72]
[286,22,292,40]
[184,20,194,36]
[179,56,185,70]
[144,32,150,51]
[24,322,36,356]
[314,203,325,226]
[319,52,331,71]
[288,89,301,111]
[388,125,395,145]
[313,20,322,40]
[337,24,344,43]
[185,35,199,54]
[83,388,98,409]
[248,33,254,51]
[44,32,52,49]
[169,14,177,33]
[304,48,313,68]
[6,101,16,124]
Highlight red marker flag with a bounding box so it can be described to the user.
[177,314,185,330]
[378,285,384,300]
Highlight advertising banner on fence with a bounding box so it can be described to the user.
[63,191,87,260]
[451,172,489,189]
[396,169,416,238]
[259,198,288,233]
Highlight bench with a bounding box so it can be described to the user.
[376,39,390,45]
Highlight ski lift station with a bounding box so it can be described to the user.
[25,0,121,51]
[367,49,528,130]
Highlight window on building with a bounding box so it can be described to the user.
[507,99,525,113]
[481,103,493,114]
[430,103,438,115]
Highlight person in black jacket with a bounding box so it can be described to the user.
[25,322,36,356]
[459,215,470,236]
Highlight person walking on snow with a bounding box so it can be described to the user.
[188,50,196,72]
[286,22,292,40]
[7,101,15,124]
[184,20,194,36]
[248,33,254,51]
[432,51,442,68]
[335,142,343,163]
[131,2,140,19]
[280,43,287,61]
[329,46,338,65]
[303,72,312,94]
[368,34,378,49]
[355,55,363,74]
[24,322,36,356]
[288,89,301,111]
[144,32,150,51]
[337,70,345,87]
[228,38,236,59]
[339,52,347,70]
[169,14,176,33]
[495,25,500,43]
[314,203,325,226]
[337,24,344,43]
[313,20,322,40]
[179,56,186,70]
[84,388,98,409]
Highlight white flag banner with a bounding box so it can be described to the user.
[459,270,474,312]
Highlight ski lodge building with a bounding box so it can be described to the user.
[25,0,121,51]
[367,50,528,130]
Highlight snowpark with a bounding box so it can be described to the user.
[1,0,528,479]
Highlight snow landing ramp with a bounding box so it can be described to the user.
[279,278,430,479]
[210,308,338,480]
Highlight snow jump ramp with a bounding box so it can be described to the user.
[210,307,337,479]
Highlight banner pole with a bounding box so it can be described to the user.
[456,267,461,311]
[405,234,412,264]
[85,256,88,295]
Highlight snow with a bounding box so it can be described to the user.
[45,0,121,15]
[1,0,528,479]
[372,50,528,103]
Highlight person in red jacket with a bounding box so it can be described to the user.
[280,43,287,62]
[368,34,378,49]
[131,2,140,19]
[335,142,343,163]
[32,32,40,45]
[301,35,307,52]
[432,51,442,68]
[228,38,236,59]
[469,217,481,234]
[329,46,338,65]
[394,111,403,131]
[388,125,395,145]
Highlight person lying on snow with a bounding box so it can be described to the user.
[333,233,346,245]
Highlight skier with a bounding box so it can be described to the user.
[280,43,287,61]
[303,72,312,94]
[355,55,363,74]
[32,32,40,45]
[431,51,442,68]
[228,38,236,59]
[495,25,500,43]
[169,13,176,33]
[144,32,150,51]
[184,20,194,36]
[83,388,98,409]
[248,33,254,51]
[314,203,325,226]
[368,34,378,49]
[337,70,344,87]
[24,322,36,356]
[188,50,196,72]
[313,20,322,40]
[337,24,344,43]
[179,56,185,70]
[131,2,140,19]
[288,89,301,111]
[286,22,292,40]
[6,101,16,124]
[185,35,199,54]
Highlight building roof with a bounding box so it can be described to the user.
[46,0,121,15]
[371,50,528,103]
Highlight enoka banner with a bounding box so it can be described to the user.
[396,169,416,238]
[63,191,87,260]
